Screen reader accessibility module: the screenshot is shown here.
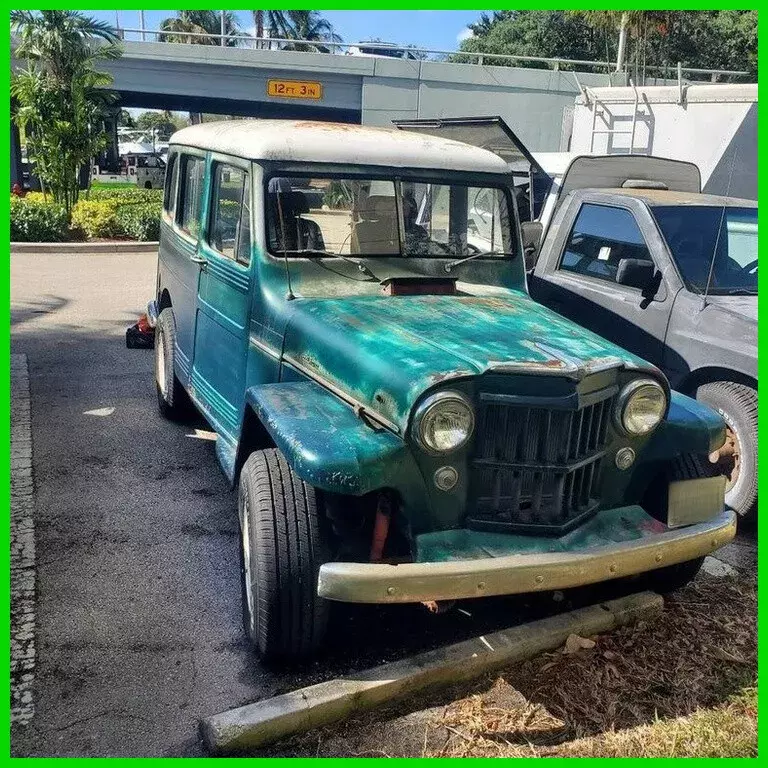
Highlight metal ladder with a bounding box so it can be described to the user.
[588,82,642,154]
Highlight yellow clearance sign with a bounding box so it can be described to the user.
[267,79,323,100]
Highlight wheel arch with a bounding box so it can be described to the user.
[234,405,276,481]
[679,366,756,396]
[158,288,173,312]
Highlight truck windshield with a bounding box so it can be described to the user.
[266,175,513,260]
[652,206,757,295]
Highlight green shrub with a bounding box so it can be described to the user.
[116,201,162,241]
[87,186,163,204]
[10,196,69,242]
[70,198,121,239]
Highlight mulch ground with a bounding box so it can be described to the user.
[265,570,757,757]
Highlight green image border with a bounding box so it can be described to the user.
[5,2,762,762]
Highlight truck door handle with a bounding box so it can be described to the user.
[190,255,208,266]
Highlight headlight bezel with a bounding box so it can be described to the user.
[614,378,667,436]
[413,390,475,455]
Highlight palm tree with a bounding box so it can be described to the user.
[266,11,341,52]
[159,11,239,46]
[252,11,264,44]
[11,11,121,210]
[11,10,121,85]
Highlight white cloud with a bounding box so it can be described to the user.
[457,27,474,43]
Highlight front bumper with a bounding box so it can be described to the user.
[317,507,736,604]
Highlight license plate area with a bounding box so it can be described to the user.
[667,475,726,528]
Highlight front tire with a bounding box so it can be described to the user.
[697,381,757,522]
[238,448,331,662]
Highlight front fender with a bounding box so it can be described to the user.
[244,381,417,496]
[643,391,726,461]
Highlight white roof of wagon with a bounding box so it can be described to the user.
[169,120,510,174]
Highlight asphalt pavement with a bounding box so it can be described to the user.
[10,249,756,756]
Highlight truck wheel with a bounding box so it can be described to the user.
[697,381,757,522]
[154,308,189,421]
[238,448,331,661]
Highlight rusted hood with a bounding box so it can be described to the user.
[282,291,656,432]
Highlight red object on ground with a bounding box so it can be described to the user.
[369,494,392,562]
[12,183,25,198]
[136,314,153,334]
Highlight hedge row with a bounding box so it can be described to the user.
[10,196,69,242]
[10,187,163,242]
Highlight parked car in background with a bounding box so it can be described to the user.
[528,188,757,522]
[144,120,735,661]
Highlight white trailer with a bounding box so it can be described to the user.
[569,83,756,200]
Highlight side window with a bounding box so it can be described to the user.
[176,155,205,239]
[209,163,251,265]
[559,203,653,284]
[163,152,178,214]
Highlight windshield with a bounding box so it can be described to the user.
[266,175,513,260]
[652,206,757,295]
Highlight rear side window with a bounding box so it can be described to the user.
[559,203,652,283]
[209,164,251,265]
[163,152,178,214]
[176,155,205,239]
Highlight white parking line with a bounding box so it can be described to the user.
[11,354,36,725]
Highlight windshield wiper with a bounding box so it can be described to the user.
[291,249,379,282]
[443,250,514,273]
[717,288,757,296]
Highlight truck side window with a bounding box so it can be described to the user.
[209,164,251,266]
[163,153,178,214]
[559,203,652,283]
[176,155,205,240]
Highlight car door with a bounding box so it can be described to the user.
[190,156,252,438]
[531,200,673,369]
[159,149,207,386]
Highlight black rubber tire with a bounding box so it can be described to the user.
[154,308,189,421]
[697,381,757,522]
[238,448,331,662]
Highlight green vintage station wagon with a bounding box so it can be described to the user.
[147,120,735,660]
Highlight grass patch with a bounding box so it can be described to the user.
[90,181,136,189]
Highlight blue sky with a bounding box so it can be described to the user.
[85,10,485,50]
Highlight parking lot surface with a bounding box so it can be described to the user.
[10,250,756,756]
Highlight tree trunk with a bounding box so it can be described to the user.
[615,12,629,72]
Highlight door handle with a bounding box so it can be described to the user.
[190,255,208,266]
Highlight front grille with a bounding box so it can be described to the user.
[467,388,615,535]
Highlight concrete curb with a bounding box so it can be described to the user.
[200,591,663,755]
[10,354,36,726]
[11,241,159,254]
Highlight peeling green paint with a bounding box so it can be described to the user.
[416,506,667,562]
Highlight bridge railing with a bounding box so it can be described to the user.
[115,28,751,82]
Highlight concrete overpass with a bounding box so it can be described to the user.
[101,40,625,152]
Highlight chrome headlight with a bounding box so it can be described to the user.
[414,391,474,454]
[615,379,667,436]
